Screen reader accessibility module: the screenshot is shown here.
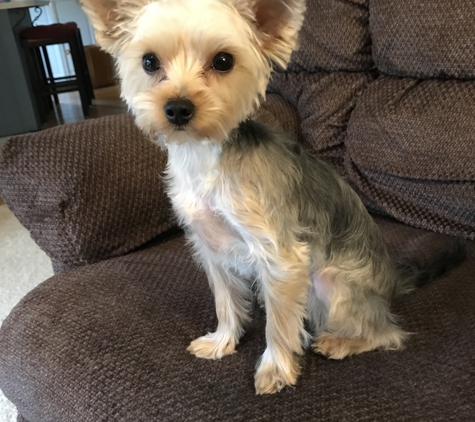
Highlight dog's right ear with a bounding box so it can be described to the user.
[231,0,306,68]
[79,0,147,54]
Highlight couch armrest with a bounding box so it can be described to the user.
[0,114,176,266]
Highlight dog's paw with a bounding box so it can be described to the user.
[313,333,373,359]
[313,328,406,359]
[254,351,299,394]
[187,332,236,360]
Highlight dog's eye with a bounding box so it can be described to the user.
[142,53,161,74]
[211,52,234,72]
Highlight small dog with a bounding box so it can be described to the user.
[80,0,463,394]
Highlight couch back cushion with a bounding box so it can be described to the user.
[288,0,372,73]
[347,77,475,182]
[344,1,475,240]
[269,0,374,175]
[370,0,475,79]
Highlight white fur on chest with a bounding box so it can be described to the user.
[165,142,248,263]
[166,141,223,222]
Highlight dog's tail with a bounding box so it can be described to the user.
[394,237,467,296]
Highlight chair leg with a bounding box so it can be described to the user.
[22,41,48,122]
[41,45,59,105]
[35,47,54,111]
[76,30,95,103]
[68,34,90,117]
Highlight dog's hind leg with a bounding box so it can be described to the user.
[311,265,407,360]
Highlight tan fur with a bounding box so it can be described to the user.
[314,328,408,360]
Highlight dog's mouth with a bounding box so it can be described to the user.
[159,124,203,145]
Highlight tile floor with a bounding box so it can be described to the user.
[0,84,126,142]
[41,84,127,129]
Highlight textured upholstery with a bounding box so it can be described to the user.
[370,0,475,79]
[0,114,175,266]
[267,0,475,239]
[346,77,475,239]
[1,227,473,422]
[286,0,373,72]
[269,71,373,174]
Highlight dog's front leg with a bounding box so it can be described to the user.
[188,255,251,360]
[254,245,311,394]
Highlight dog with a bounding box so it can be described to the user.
[80,0,465,394]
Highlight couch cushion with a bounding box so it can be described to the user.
[269,71,373,176]
[347,77,475,181]
[0,224,473,421]
[288,0,373,73]
[346,76,475,239]
[267,0,375,177]
[0,114,176,266]
[370,0,475,79]
[256,94,301,142]
[0,96,301,268]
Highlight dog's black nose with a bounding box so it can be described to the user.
[164,99,195,126]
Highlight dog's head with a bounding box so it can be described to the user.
[81,0,305,144]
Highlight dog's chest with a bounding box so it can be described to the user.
[166,142,246,255]
[188,196,243,255]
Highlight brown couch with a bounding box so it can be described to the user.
[1,1,474,421]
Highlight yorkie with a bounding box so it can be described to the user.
[80,0,464,394]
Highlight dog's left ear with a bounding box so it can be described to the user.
[232,0,306,68]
